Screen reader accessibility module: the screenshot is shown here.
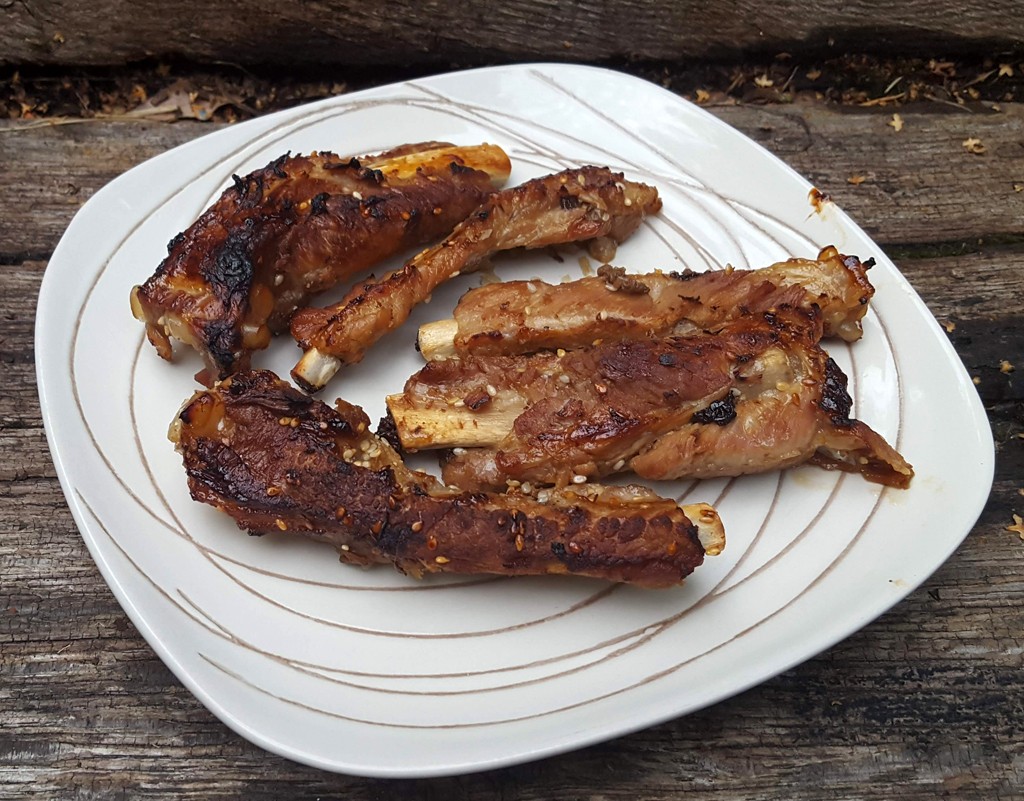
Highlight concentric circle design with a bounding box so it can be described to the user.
[37,64,993,777]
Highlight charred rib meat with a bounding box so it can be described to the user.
[416,246,874,360]
[386,309,913,491]
[131,142,511,384]
[170,370,725,588]
[290,166,662,391]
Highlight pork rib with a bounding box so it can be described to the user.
[385,309,913,491]
[170,370,725,588]
[289,166,662,391]
[416,246,874,360]
[131,142,510,384]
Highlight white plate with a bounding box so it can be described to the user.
[36,63,993,777]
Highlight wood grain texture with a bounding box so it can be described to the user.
[4,101,1024,256]
[2,1,1024,68]
[2,89,1023,798]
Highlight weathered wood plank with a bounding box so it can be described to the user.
[0,123,206,259]
[2,99,1024,259]
[3,1,1024,68]
[713,101,1024,246]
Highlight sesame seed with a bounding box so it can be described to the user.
[572,474,587,484]
[624,197,633,207]
[411,521,423,532]
[559,374,570,384]
[514,534,525,551]
[613,459,626,471]
[340,544,350,551]
[536,489,551,503]
[521,482,533,494]
[486,384,497,397]
[556,348,566,357]
[598,310,608,321]
[452,447,467,456]
[453,399,465,408]
[352,191,363,200]
[434,555,450,564]
[275,519,288,531]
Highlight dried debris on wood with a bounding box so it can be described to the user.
[1,53,1021,124]
[1,66,349,123]
[962,137,987,155]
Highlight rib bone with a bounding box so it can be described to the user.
[131,142,511,384]
[171,370,725,588]
[289,166,662,391]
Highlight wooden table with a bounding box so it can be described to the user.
[3,74,1023,799]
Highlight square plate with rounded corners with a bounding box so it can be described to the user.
[36,63,993,777]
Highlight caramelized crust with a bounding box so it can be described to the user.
[289,166,662,391]
[387,309,913,491]
[131,142,510,383]
[170,370,725,588]
[417,246,874,360]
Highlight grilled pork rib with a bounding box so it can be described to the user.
[416,246,874,360]
[131,142,511,384]
[290,166,662,391]
[170,370,725,588]
[386,309,913,491]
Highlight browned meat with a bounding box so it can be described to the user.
[289,166,662,391]
[170,370,725,588]
[386,309,913,491]
[416,246,874,360]
[131,142,511,384]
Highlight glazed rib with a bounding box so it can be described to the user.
[290,166,662,391]
[385,309,913,491]
[170,370,725,588]
[417,246,874,360]
[131,142,511,384]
